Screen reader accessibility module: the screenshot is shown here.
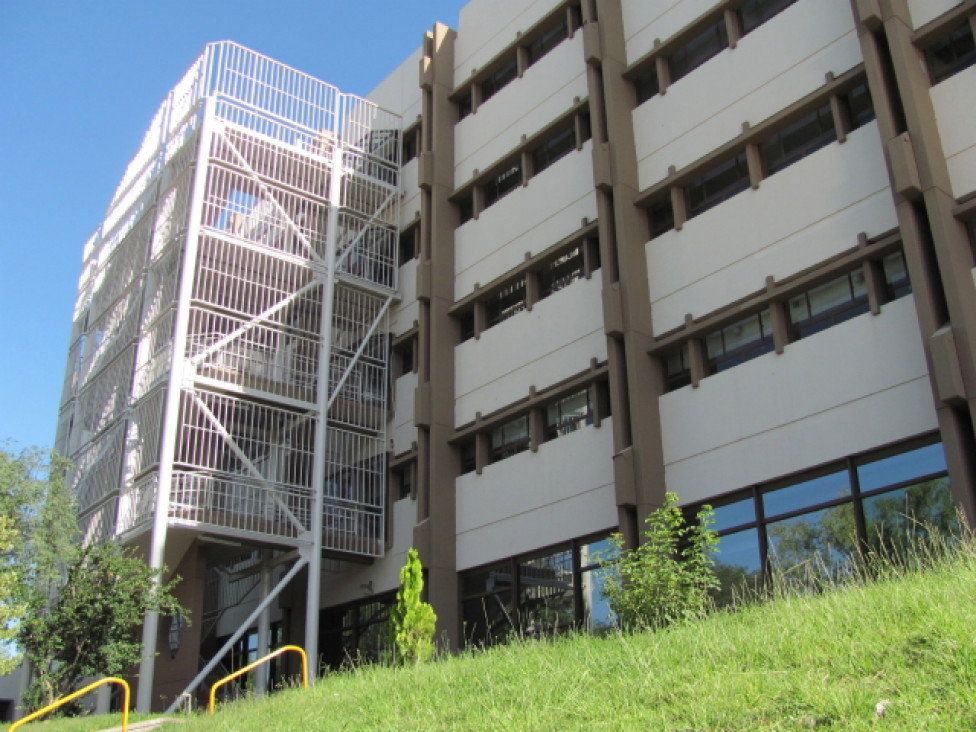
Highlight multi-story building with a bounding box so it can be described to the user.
[50,0,976,714]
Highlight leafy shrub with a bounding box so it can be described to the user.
[599,492,718,630]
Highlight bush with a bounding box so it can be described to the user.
[599,492,718,630]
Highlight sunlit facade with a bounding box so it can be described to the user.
[42,0,976,717]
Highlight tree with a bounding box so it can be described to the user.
[19,542,184,711]
[390,548,437,666]
[599,492,719,630]
[0,445,184,711]
[0,516,25,675]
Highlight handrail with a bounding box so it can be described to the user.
[208,644,308,714]
[9,677,130,731]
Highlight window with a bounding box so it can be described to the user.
[704,309,774,374]
[490,416,530,462]
[481,57,518,103]
[457,93,473,121]
[528,16,568,65]
[545,388,592,440]
[787,269,869,340]
[398,224,418,266]
[965,218,976,261]
[483,161,522,208]
[461,531,615,647]
[663,344,691,392]
[459,439,477,474]
[924,22,976,84]
[458,310,475,343]
[882,249,911,300]
[401,128,418,164]
[738,0,798,35]
[669,19,729,84]
[685,152,751,218]
[320,595,395,670]
[392,336,415,378]
[689,437,956,602]
[457,194,474,225]
[532,124,577,176]
[634,63,660,105]
[759,102,836,176]
[647,196,674,239]
[485,279,526,327]
[393,463,413,500]
[839,82,875,132]
[539,246,585,298]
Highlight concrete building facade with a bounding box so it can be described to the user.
[47,0,976,714]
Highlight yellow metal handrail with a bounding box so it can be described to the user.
[9,677,130,731]
[208,644,308,714]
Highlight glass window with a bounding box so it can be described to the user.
[686,151,751,218]
[539,246,585,298]
[490,416,530,462]
[459,439,477,475]
[857,442,947,493]
[925,23,976,84]
[882,250,911,300]
[764,470,851,518]
[532,124,576,176]
[663,344,691,392]
[647,196,675,239]
[457,93,473,121]
[485,279,526,327]
[634,64,660,105]
[704,309,775,374]
[966,218,976,261]
[787,268,869,339]
[759,103,836,177]
[738,0,798,35]
[862,477,958,554]
[401,129,418,164]
[580,563,615,632]
[458,310,475,343]
[462,563,514,647]
[481,57,518,102]
[519,550,575,635]
[711,497,756,532]
[545,388,592,440]
[398,224,417,266]
[528,16,568,65]
[669,19,729,84]
[457,195,474,225]
[483,161,522,208]
[712,528,763,607]
[766,503,858,579]
[839,82,875,132]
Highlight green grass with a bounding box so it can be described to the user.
[17,537,976,731]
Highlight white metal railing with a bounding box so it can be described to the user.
[73,420,126,513]
[117,472,158,535]
[168,470,311,540]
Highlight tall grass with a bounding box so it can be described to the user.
[19,529,976,731]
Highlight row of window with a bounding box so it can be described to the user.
[455,235,600,342]
[456,378,611,475]
[643,74,875,237]
[660,246,910,391]
[922,13,976,84]
[460,531,615,647]
[684,436,957,604]
[455,4,584,121]
[629,0,800,105]
[455,107,592,225]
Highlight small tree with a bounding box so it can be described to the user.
[600,492,719,630]
[19,542,184,710]
[0,516,25,675]
[390,548,437,666]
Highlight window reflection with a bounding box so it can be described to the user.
[712,528,763,607]
[763,471,850,518]
[766,504,857,580]
[857,442,947,493]
[863,477,958,554]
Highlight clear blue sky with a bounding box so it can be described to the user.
[0,0,465,452]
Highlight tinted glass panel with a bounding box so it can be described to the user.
[579,536,615,568]
[759,103,835,176]
[532,125,576,176]
[670,20,729,83]
[705,309,774,373]
[766,504,858,578]
[788,269,869,339]
[862,477,958,553]
[712,497,757,532]
[686,152,751,218]
[581,565,615,632]
[857,442,947,493]
[925,23,976,84]
[663,345,691,392]
[528,17,568,65]
[738,0,798,35]
[634,63,660,104]
[539,246,584,297]
[647,196,675,238]
[712,528,763,606]
[519,550,575,634]
[482,57,518,101]
[882,250,911,299]
[764,470,851,518]
[840,82,875,131]
[546,389,592,439]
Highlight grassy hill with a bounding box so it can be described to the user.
[23,538,976,731]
